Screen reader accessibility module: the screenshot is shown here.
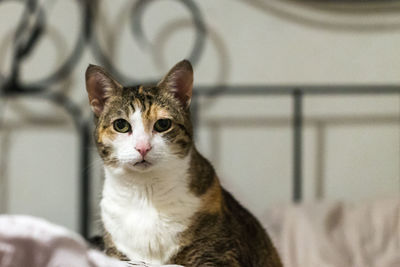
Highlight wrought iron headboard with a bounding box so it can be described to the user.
[0,0,399,239]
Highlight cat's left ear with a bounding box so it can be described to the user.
[85,64,122,116]
[158,60,193,108]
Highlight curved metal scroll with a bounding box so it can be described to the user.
[0,0,207,238]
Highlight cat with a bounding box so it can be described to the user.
[85,60,282,267]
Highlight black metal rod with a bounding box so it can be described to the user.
[191,94,200,141]
[79,123,91,239]
[194,85,400,96]
[293,89,303,203]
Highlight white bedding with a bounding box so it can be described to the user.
[264,197,400,267]
[0,215,182,267]
[2,198,399,267]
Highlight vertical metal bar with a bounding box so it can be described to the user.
[293,89,303,202]
[191,93,200,141]
[80,123,91,239]
[398,93,400,193]
[315,122,325,200]
[0,131,10,214]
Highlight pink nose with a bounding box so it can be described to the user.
[135,142,152,157]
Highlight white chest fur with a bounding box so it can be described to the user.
[101,160,200,264]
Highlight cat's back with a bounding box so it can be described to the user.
[173,188,282,267]
[222,189,282,266]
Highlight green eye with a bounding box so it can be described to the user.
[154,119,172,133]
[113,119,131,133]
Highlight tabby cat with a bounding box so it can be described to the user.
[85,60,282,267]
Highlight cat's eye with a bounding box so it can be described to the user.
[113,119,131,133]
[154,119,172,133]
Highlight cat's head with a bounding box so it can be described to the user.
[85,60,194,173]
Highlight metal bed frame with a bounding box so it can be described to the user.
[0,0,399,239]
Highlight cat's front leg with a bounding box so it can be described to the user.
[103,232,130,261]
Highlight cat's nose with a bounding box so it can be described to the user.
[135,142,152,157]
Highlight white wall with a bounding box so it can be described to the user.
[0,0,399,233]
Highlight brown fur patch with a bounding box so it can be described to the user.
[97,124,116,144]
[142,103,159,132]
[200,176,222,214]
[138,85,144,94]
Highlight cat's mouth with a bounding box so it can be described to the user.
[133,159,152,168]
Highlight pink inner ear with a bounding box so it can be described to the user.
[86,74,107,115]
[172,70,193,105]
[159,60,194,107]
[87,74,106,102]
[85,65,121,116]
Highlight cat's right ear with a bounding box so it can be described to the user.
[85,64,122,116]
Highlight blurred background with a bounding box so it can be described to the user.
[0,0,399,264]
